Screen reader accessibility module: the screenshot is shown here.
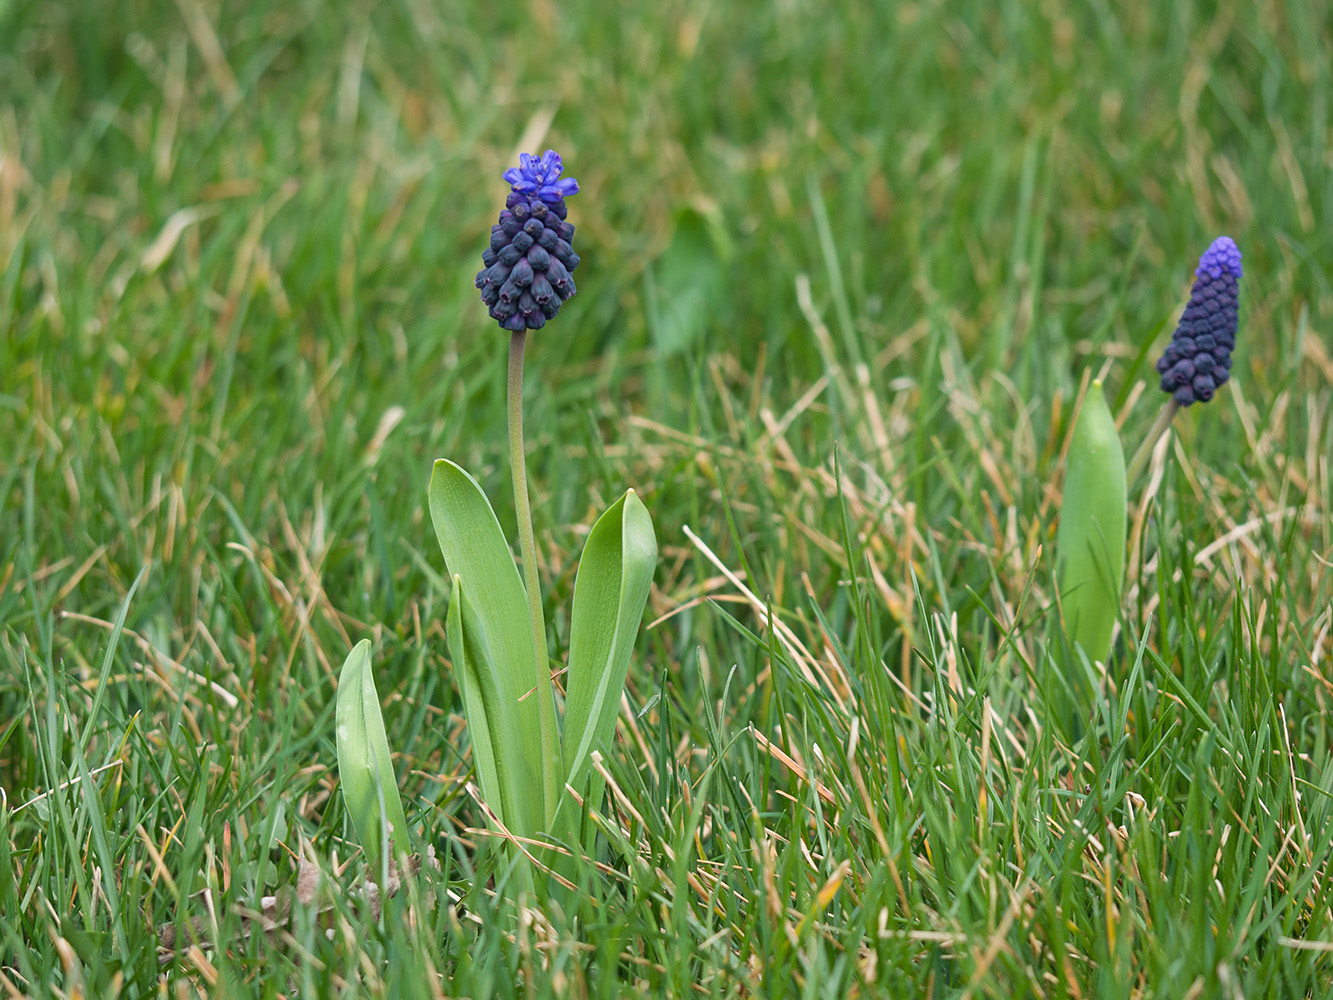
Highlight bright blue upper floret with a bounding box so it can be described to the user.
[502,150,579,205]
[1195,236,1242,280]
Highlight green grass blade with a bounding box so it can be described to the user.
[77,563,146,753]
[0,794,11,917]
[561,489,657,794]
[428,459,551,838]
[335,639,411,868]
[1056,378,1127,690]
[68,731,133,970]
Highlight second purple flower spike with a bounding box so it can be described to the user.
[1155,236,1242,406]
[475,150,581,331]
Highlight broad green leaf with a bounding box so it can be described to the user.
[645,207,732,357]
[335,640,410,867]
[428,459,552,837]
[446,574,507,828]
[561,489,658,793]
[1056,379,1126,675]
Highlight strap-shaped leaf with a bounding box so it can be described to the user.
[446,574,508,827]
[335,640,410,867]
[1056,379,1126,671]
[428,459,551,838]
[562,489,657,792]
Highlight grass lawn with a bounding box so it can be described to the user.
[3,0,1332,996]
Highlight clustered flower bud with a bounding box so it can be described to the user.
[1156,236,1242,406]
[476,150,581,331]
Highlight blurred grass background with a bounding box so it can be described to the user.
[2,0,1332,996]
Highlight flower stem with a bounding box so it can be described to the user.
[507,330,560,826]
[1126,400,1180,486]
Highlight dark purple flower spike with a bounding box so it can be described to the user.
[1127,236,1244,485]
[475,150,581,331]
[1155,236,1242,406]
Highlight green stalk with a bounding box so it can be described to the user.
[508,330,561,826]
[1126,400,1180,487]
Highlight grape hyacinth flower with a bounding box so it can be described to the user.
[1155,236,1242,406]
[1126,236,1244,485]
[475,150,581,331]
[335,146,656,902]
[430,147,655,894]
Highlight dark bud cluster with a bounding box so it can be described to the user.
[1156,236,1242,406]
[476,150,581,331]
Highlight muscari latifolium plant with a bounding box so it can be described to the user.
[1054,236,1242,731]
[335,151,657,895]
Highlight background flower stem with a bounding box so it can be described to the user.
[508,330,561,825]
[1126,400,1180,486]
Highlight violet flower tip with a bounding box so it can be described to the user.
[482,149,581,331]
